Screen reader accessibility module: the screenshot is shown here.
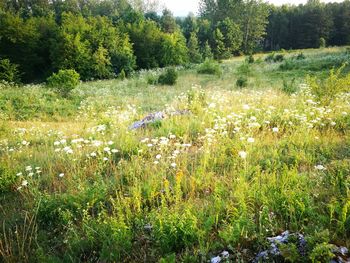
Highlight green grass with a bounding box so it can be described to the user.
[0,47,349,262]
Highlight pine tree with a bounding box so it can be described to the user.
[218,18,243,54]
[213,28,229,60]
[187,32,202,63]
[202,40,213,59]
[160,9,177,34]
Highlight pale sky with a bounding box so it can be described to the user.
[161,0,345,16]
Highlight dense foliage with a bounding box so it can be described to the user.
[1,0,349,83]
[46,69,80,97]
[265,0,350,50]
[158,67,178,85]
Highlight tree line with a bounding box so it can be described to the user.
[265,0,350,50]
[0,0,349,83]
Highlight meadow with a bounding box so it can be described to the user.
[0,47,349,262]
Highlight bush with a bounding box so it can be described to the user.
[46,69,80,97]
[274,54,284,62]
[236,76,248,88]
[197,59,222,76]
[282,78,298,94]
[279,243,300,262]
[236,62,251,76]
[307,63,350,105]
[265,53,284,63]
[152,209,199,253]
[296,52,306,60]
[265,53,275,62]
[118,69,126,80]
[147,74,158,85]
[246,54,255,64]
[158,68,178,85]
[309,243,335,263]
[0,59,21,83]
[346,47,350,55]
[67,216,132,262]
[279,59,295,70]
[0,164,17,193]
[319,37,326,48]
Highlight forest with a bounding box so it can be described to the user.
[1,0,350,83]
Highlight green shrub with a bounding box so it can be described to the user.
[307,64,350,105]
[319,37,326,48]
[46,69,80,97]
[280,52,349,72]
[265,53,275,62]
[0,59,21,83]
[309,243,335,263]
[255,57,263,64]
[197,59,222,76]
[67,216,132,262]
[279,59,295,70]
[265,53,284,63]
[0,164,17,193]
[236,62,252,76]
[218,215,256,247]
[246,54,255,64]
[0,87,79,120]
[159,253,176,263]
[118,69,126,80]
[346,47,350,55]
[147,74,158,85]
[158,68,178,85]
[279,243,300,262]
[296,52,306,60]
[236,76,248,88]
[282,78,298,94]
[274,54,284,62]
[152,209,199,253]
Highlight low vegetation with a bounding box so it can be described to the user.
[46,69,80,97]
[0,47,349,262]
[197,59,222,76]
[158,68,178,86]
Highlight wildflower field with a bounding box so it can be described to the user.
[0,47,349,262]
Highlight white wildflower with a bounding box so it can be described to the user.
[247,137,255,143]
[238,151,247,159]
[315,164,326,171]
[21,180,28,187]
[104,147,111,152]
[243,104,250,110]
